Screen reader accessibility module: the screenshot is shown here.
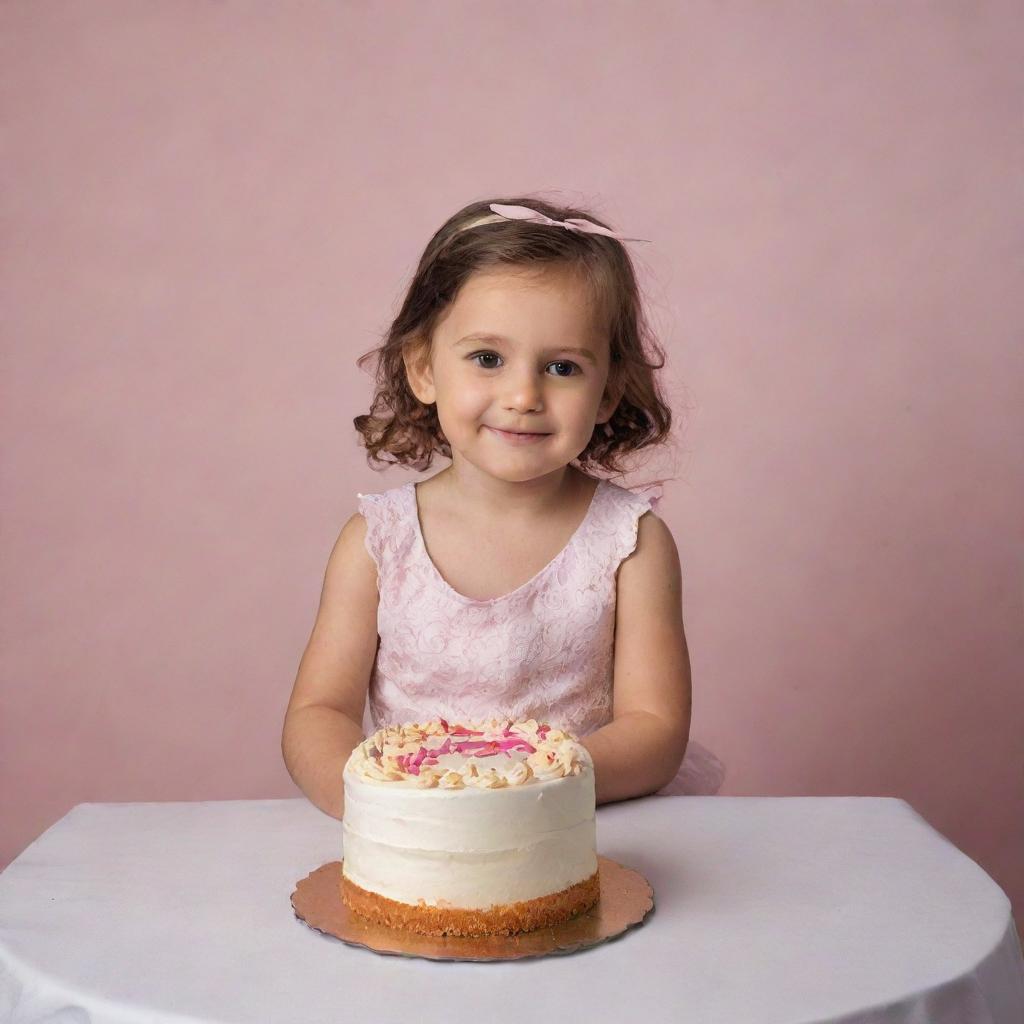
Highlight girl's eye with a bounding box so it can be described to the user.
[467,353,580,376]
[470,352,502,369]
[547,360,580,377]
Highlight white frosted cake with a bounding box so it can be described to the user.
[341,717,599,936]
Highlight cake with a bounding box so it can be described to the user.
[341,716,600,937]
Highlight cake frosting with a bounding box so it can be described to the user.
[341,717,599,936]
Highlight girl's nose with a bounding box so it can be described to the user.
[501,371,544,413]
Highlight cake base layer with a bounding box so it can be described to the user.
[340,870,600,937]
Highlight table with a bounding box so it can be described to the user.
[1,797,1021,1024]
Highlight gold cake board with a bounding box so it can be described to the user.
[291,856,654,962]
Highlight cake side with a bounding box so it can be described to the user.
[340,868,601,938]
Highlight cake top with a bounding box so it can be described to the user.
[345,717,590,789]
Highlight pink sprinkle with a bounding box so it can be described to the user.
[447,737,536,757]
[497,737,535,753]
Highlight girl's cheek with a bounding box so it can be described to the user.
[448,374,489,411]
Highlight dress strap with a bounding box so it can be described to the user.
[628,480,665,511]
[356,482,422,579]
[605,480,664,569]
[356,489,397,572]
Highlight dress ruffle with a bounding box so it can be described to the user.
[627,480,665,512]
[655,739,727,796]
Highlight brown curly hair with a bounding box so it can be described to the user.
[353,195,673,475]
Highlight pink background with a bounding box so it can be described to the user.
[2,2,1021,928]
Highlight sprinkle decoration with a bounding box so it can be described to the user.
[392,734,536,775]
[353,718,583,785]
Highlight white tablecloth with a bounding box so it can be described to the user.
[0,797,1020,1024]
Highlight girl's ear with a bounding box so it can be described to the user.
[402,338,436,405]
[596,373,625,424]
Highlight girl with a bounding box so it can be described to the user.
[281,196,724,819]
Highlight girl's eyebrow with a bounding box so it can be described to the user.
[454,332,598,365]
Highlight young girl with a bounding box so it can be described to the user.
[281,196,724,819]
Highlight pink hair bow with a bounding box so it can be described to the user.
[488,203,651,243]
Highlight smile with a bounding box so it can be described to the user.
[485,426,552,445]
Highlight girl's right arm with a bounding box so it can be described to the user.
[281,511,380,819]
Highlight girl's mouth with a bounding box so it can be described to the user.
[486,426,552,445]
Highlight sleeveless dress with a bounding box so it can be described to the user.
[356,477,725,796]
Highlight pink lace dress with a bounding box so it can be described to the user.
[356,476,725,796]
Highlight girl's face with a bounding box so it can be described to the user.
[405,266,619,483]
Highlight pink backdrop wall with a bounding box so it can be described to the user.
[2,2,1021,927]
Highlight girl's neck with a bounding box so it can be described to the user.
[428,460,592,521]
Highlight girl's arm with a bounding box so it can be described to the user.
[281,512,380,819]
[580,512,693,804]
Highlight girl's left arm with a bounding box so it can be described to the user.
[580,511,692,804]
